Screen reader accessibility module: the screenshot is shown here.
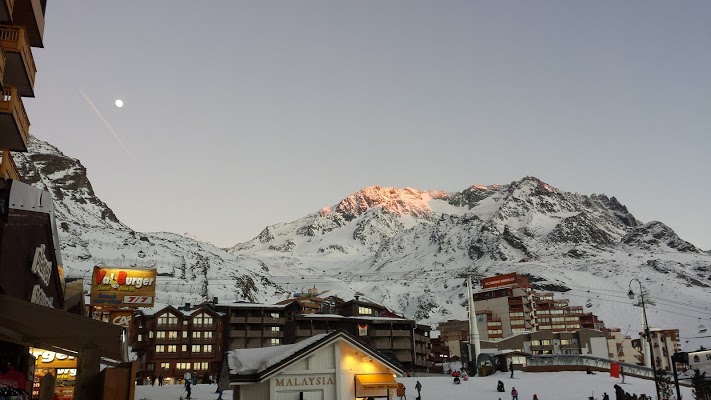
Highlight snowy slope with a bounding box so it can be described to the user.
[14,137,711,353]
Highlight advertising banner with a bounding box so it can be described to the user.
[90,266,157,308]
[30,348,77,400]
[690,350,711,369]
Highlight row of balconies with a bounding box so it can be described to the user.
[0,149,18,179]
[230,317,286,324]
[229,330,284,338]
[0,0,45,154]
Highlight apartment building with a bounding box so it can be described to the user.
[0,0,44,181]
[605,327,642,365]
[215,301,301,349]
[632,328,681,371]
[132,304,225,383]
[481,328,610,359]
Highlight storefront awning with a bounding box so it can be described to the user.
[356,374,398,390]
[0,294,128,363]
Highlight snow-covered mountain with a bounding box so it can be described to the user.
[14,136,711,351]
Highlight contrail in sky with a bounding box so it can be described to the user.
[79,88,133,158]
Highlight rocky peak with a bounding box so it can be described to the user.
[622,221,699,253]
[334,186,447,220]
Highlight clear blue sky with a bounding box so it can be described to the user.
[27,1,711,249]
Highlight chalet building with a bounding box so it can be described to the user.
[133,304,225,383]
[214,296,432,371]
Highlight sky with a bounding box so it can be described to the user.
[26,1,711,249]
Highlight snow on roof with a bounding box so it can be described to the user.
[218,302,291,308]
[227,334,328,375]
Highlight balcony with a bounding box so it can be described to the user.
[296,329,312,337]
[0,149,19,180]
[263,331,284,338]
[11,0,44,47]
[0,87,29,151]
[392,331,411,337]
[230,317,246,324]
[0,25,35,96]
[246,331,262,338]
[392,342,410,350]
[263,317,286,324]
[230,330,246,338]
[246,317,262,324]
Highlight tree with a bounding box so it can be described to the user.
[655,369,674,400]
[692,369,711,400]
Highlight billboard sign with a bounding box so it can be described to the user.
[109,309,135,338]
[90,266,157,308]
[690,350,711,369]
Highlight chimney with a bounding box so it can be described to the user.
[354,295,360,301]
[212,297,218,305]
[184,303,191,310]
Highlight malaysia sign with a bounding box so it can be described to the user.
[90,266,157,308]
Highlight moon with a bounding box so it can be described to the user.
[115,99,124,108]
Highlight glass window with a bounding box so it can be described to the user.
[192,345,200,353]
[560,339,570,345]
[160,363,170,371]
[149,331,154,339]
[155,345,164,353]
[271,338,281,346]
[137,334,143,342]
[182,345,187,352]
[203,345,212,353]
[271,327,280,332]
[182,331,188,338]
[541,339,551,345]
[270,312,280,318]
[167,345,177,353]
[358,307,372,315]
[168,331,178,339]
[193,331,201,339]
[204,331,213,339]
[156,331,166,339]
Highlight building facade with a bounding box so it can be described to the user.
[480,328,610,361]
[632,328,681,371]
[133,304,225,383]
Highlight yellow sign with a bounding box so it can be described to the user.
[30,348,77,369]
[90,266,157,308]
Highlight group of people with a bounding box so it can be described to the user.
[612,384,649,400]
[451,369,469,384]
[149,375,164,386]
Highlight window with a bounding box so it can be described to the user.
[160,363,170,371]
[565,317,579,322]
[157,314,179,326]
[182,345,187,352]
[487,329,503,335]
[194,362,208,370]
[270,312,280,318]
[168,331,178,339]
[509,312,524,317]
[176,362,190,370]
[270,338,281,346]
[182,331,188,338]
[155,345,165,353]
[551,317,565,323]
[192,345,200,353]
[270,327,280,332]
[203,331,213,339]
[560,339,570,345]
[149,331,154,339]
[193,331,201,339]
[147,364,154,371]
[531,340,541,346]
[137,334,143,342]
[193,313,213,327]
[156,331,166,339]
[541,339,551,345]
[167,345,177,353]
[358,307,372,315]
[203,345,212,353]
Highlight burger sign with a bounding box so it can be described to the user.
[90,266,157,308]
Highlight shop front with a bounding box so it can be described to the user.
[226,330,403,400]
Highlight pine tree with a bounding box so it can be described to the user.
[692,369,711,400]
[655,369,674,400]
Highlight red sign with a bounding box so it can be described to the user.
[609,363,620,378]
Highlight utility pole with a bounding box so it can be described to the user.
[629,279,661,400]
[467,273,480,374]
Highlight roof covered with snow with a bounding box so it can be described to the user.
[228,334,327,375]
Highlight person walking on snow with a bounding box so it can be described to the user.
[511,387,519,400]
[415,381,422,398]
[510,361,515,378]
[620,366,625,384]
[184,370,192,389]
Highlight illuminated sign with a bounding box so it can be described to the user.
[30,348,77,369]
[90,266,157,308]
[275,375,335,387]
[358,324,368,336]
[109,310,134,338]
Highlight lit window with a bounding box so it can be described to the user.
[192,345,200,353]
[168,331,178,339]
[203,345,212,353]
[358,307,372,315]
[160,363,170,371]
[167,345,177,353]
[193,331,201,339]
[270,312,280,318]
[156,331,166,339]
[155,345,164,353]
[204,331,213,339]
[182,331,188,338]
[271,327,280,332]
[271,338,281,346]
[181,345,187,352]
[137,334,143,342]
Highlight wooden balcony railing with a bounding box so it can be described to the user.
[0,149,19,180]
[0,87,29,150]
[246,331,262,338]
[0,25,35,88]
[230,317,246,324]
[0,44,5,84]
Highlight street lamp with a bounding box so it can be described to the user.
[628,279,661,400]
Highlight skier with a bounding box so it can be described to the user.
[511,387,519,400]
[620,366,625,384]
[510,361,515,378]
[415,381,422,399]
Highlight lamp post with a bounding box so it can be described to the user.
[628,279,661,400]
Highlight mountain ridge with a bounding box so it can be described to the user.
[13,136,711,351]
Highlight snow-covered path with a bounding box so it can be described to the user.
[134,371,693,400]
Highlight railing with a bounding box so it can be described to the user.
[263,317,286,324]
[230,317,246,324]
[0,25,35,85]
[230,330,246,337]
[263,331,284,338]
[246,317,262,324]
[246,331,261,338]
[0,44,5,84]
[526,355,655,379]
[0,87,29,146]
[392,331,411,337]
[0,150,19,180]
